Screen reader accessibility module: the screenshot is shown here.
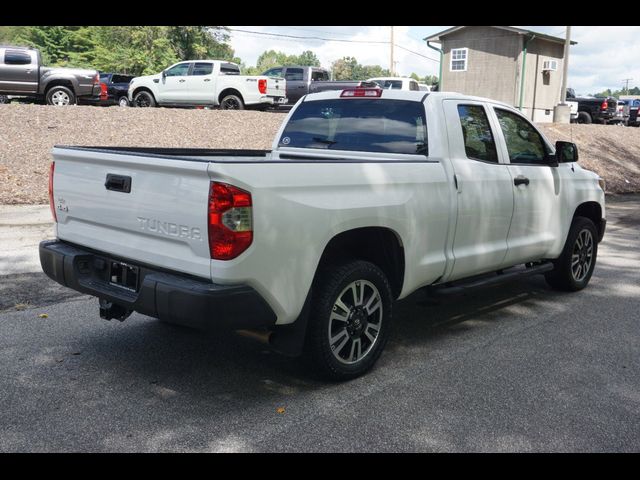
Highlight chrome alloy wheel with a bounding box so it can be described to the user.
[51,90,70,106]
[328,279,383,365]
[571,229,594,282]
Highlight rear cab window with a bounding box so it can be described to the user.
[279,98,428,156]
[457,104,498,163]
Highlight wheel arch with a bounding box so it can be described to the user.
[132,86,156,101]
[315,227,405,299]
[218,88,244,105]
[573,201,604,241]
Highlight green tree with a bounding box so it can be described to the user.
[295,50,320,67]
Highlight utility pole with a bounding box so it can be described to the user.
[554,26,572,123]
[622,78,633,95]
[390,26,394,76]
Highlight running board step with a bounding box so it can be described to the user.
[426,262,554,296]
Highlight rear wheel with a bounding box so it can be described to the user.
[46,86,76,106]
[305,260,393,381]
[133,90,156,107]
[545,216,598,291]
[118,96,130,107]
[219,94,244,110]
[577,111,592,124]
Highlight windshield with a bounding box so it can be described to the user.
[279,99,427,155]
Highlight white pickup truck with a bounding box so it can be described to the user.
[128,60,287,110]
[41,88,606,380]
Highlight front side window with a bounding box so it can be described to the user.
[450,48,468,71]
[4,50,32,65]
[495,109,548,165]
[165,63,190,77]
[285,68,304,81]
[279,99,427,156]
[457,104,498,163]
[191,62,213,76]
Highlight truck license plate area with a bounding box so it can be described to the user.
[109,261,139,292]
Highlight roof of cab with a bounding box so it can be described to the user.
[301,89,518,111]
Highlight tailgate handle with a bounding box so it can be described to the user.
[105,174,132,193]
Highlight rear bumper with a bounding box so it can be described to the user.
[39,239,277,330]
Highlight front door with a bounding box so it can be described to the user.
[490,107,562,267]
[0,48,38,93]
[443,100,515,281]
[157,62,191,104]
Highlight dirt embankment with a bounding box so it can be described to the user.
[0,104,638,205]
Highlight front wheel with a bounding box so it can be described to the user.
[305,260,393,381]
[219,94,244,110]
[545,216,598,291]
[133,90,156,108]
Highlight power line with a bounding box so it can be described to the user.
[394,44,439,63]
[226,27,390,45]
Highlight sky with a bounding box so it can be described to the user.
[228,26,640,95]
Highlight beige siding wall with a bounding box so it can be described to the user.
[441,26,521,105]
[519,39,565,121]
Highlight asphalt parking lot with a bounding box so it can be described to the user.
[0,196,638,452]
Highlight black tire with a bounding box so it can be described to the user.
[118,96,130,107]
[133,90,156,108]
[545,216,598,292]
[0,94,9,104]
[577,111,592,124]
[219,94,244,110]
[46,86,76,106]
[304,260,393,381]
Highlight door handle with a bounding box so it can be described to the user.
[297,86,305,88]
[204,78,211,82]
[514,176,530,186]
[179,79,186,83]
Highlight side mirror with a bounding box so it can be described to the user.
[161,70,167,78]
[556,141,578,163]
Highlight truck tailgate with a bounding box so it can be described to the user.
[51,147,212,279]
[267,77,286,97]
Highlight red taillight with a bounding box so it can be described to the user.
[99,82,108,100]
[601,100,608,110]
[208,182,252,260]
[341,88,382,98]
[49,161,57,223]
[258,79,267,94]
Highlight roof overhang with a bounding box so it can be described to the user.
[424,26,577,46]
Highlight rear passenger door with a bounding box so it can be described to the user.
[185,62,215,104]
[0,48,38,93]
[284,67,306,104]
[443,100,515,281]
[490,107,562,267]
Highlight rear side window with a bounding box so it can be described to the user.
[191,63,213,76]
[311,70,329,81]
[279,99,427,156]
[220,63,240,75]
[3,50,32,65]
[457,104,498,163]
[111,74,133,83]
[410,81,419,91]
[495,109,547,165]
[376,80,403,90]
[285,68,304,81]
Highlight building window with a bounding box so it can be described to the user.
[450,48,468,72]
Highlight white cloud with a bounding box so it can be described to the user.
[228,26,440,78]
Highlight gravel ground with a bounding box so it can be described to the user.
[0,103,638,205]
[0,104,286,205]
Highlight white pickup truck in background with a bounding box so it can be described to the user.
[41,88,606,380]
[128,60,287,110]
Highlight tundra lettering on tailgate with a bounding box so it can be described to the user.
[136,217,202,241]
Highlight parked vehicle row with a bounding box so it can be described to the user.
[41,87,606,380]
[567,88,619,124]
